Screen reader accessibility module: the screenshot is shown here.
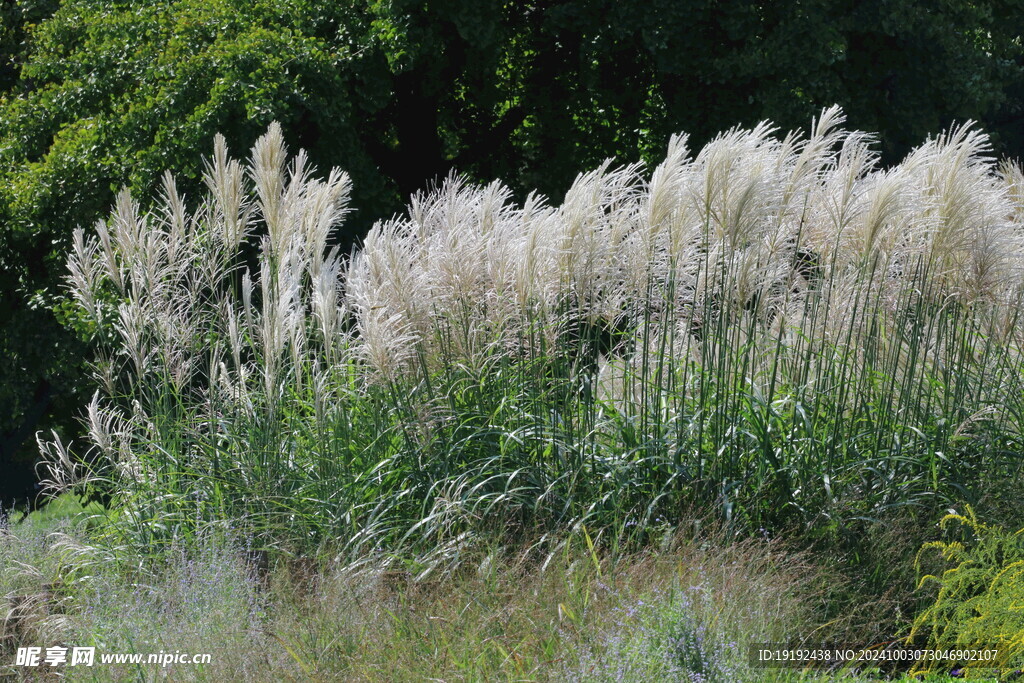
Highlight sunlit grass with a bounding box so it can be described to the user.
[42,108,1024,567]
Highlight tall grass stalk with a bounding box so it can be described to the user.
[45,109,1024,562]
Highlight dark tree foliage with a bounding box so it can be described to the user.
[0,0,59,93]
[1,0,1022,503]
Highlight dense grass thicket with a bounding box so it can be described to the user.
[43,108,1024,568]
[4,497,1016,680]
[0,509,840,681]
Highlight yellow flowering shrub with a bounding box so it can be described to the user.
[908,505,1024,677]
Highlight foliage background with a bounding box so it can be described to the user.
[2,0,1023,503]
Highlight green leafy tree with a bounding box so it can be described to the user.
[0,0,59,93]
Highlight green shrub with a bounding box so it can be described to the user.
[908,505,1024,677]
[7,492,106,529]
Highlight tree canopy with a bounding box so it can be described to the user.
[1,0,1022,502]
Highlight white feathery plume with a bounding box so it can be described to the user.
[226,303,244,376]
[251,122,288,253]
[93,218,124,294]
[204,133,252,252]
[312,248,346,361]
[85,391,127,458]
[36,431,90,495]
[241,267,255,340]
[304,169,352,281]
[115,299,150,380]
[67,228,104,323]
[159,170,188,264]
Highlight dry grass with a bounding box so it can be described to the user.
[2,510,840,681]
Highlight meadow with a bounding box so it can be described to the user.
[3,107,1024,680]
